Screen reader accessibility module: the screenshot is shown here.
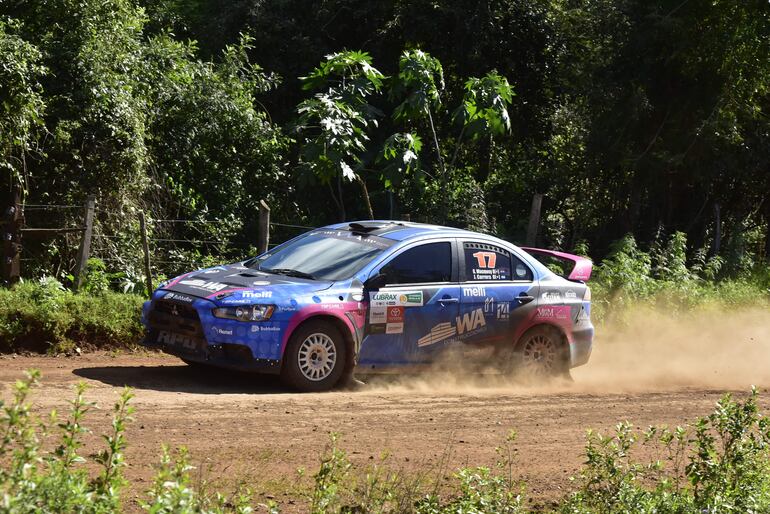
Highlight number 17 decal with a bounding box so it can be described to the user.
[472,251,497,269]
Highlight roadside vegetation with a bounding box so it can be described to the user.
[4,370,770,513]
[2,0,768,286]
[2,230,768,354]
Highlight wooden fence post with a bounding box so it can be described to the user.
[526,193,543,246]
[73,195,95,290]
[258,200,270,255]
[139,211,153,298]
[713,203,721,256]
[2,185,22,285]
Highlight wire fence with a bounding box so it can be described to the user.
[5,199,317,291]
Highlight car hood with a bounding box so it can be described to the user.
[160,263,334,300]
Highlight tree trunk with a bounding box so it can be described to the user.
[356,175,374,220]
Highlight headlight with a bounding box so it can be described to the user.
[212,305,274,322]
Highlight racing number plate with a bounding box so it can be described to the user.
[157,330,201,351]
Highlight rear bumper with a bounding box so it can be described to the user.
[569,325,593,368]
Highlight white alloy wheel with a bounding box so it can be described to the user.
[297,332,338,382]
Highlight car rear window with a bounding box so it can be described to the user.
[463,242,532,281]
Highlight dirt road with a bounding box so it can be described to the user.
[1,308,769,511]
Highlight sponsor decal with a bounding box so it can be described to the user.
[157,331,198,350]
[219,298,253,305]
[541,291,562,303]
[535,305,571,320]
[386,306,404,323]
[276,305,298,313]
[178,279,229,292]
[211,326,233,336]
[496,302,510,320]
[252,281,271,286]
[385,322,404,334]
[370,291,423,307]
[462,286,486,297]
[369,306,387,324]
[565,290,577,299]
[249,325,281,333]
[417,308,487,347]
[164,292,194,303]
[242,290,273,299]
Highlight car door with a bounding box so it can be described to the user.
[357,240,462,370]
[458,241,539,356]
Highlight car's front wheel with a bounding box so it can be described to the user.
[281,320,347,392]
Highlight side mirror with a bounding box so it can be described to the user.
[365,271,388,290]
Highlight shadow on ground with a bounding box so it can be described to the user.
[73,364,291,394]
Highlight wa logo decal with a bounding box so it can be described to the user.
[417,308,487,347]
[456,308,486,334]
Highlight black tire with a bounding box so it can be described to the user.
[281,320,347,392]
[514,325,569,379]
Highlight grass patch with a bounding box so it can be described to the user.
[0,278,144,354]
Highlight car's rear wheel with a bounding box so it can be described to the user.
[282,320,347,392]
[514,325,568,379]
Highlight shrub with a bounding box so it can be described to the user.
[561,388,770,513]
[0,278,144,353]
[0,370,133,513]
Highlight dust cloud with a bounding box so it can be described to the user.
[360,307,770,394]
[571,306,770,391]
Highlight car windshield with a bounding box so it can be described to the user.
[246,230,395,281]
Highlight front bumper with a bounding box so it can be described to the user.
[140,334,281,373]
[141,294,283,373]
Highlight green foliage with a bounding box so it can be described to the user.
[454,72,515,139]
[391,49,445,122]
[0,370,134,513]
[0,279,144,353]
[562,389,770,513]
[0,16,46,190]
[591,233,770,323]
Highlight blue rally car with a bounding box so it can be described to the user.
[141,221,594,391]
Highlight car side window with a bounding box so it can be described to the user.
[382,242,452,284]
[463,242,533,281]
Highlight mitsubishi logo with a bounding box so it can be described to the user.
[171,305,179,316]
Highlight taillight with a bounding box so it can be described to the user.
[583,286,591,301]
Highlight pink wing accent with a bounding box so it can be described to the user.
[520,247,593,281]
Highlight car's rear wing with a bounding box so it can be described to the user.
[520,247,593,282]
